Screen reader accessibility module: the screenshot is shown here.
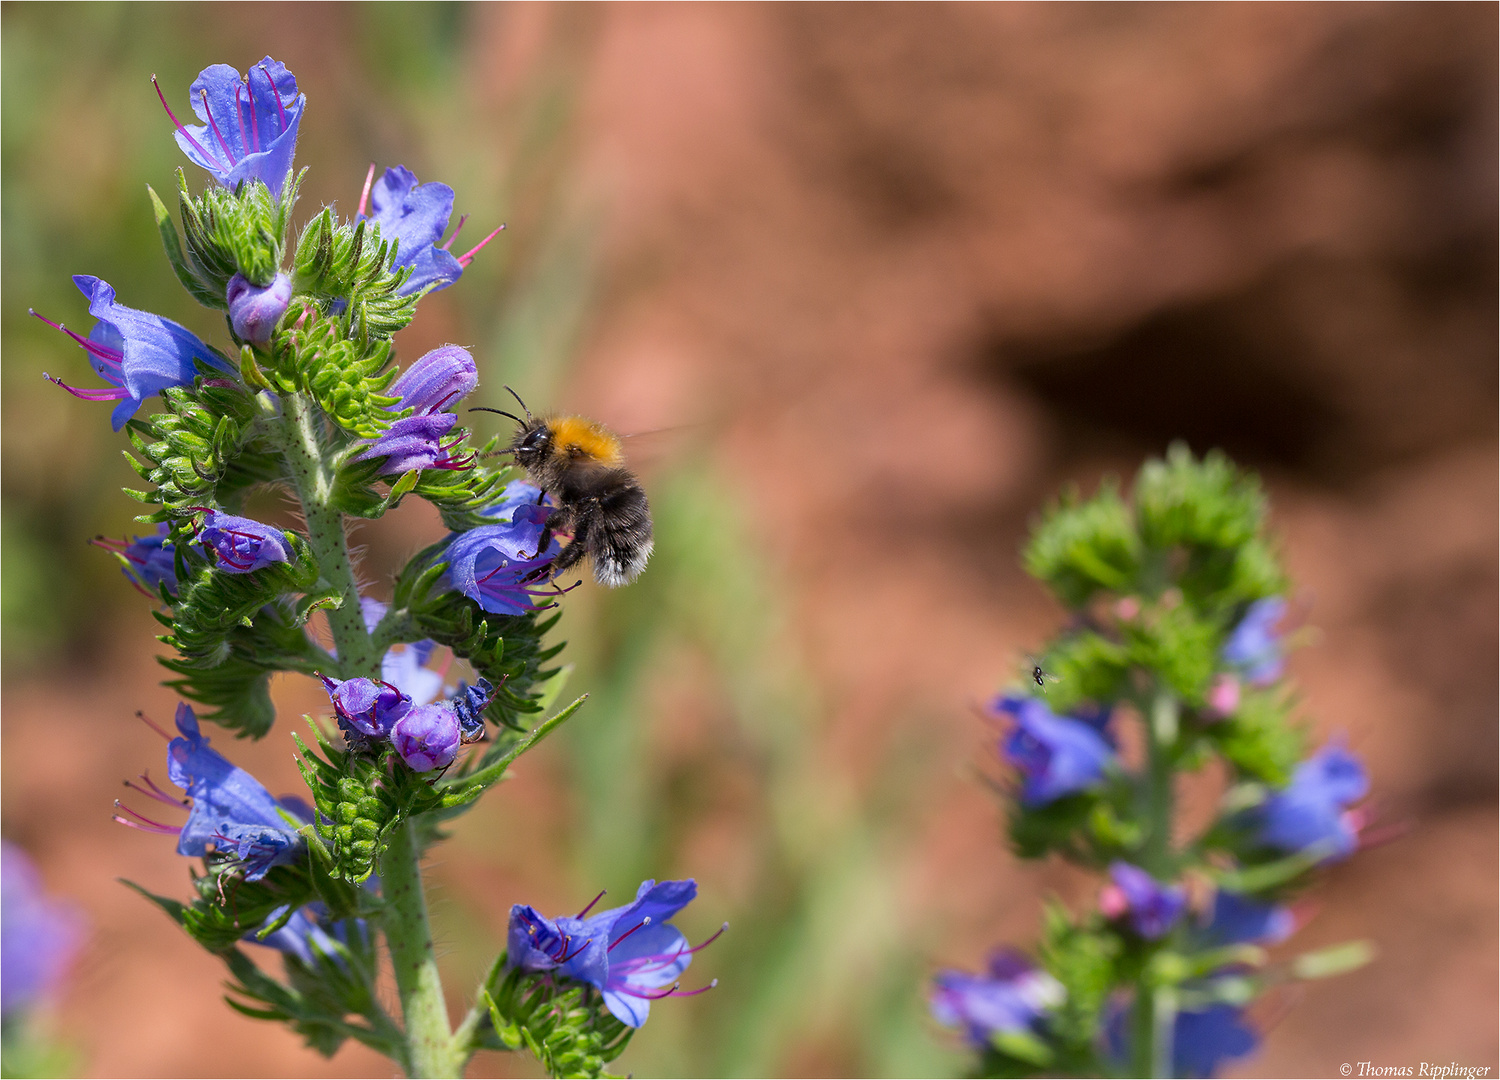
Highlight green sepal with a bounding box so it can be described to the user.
[1200,685,1305,785]
[1134,443,1266,553]
[990,1029,1055,1068]
[477,961,635,1078]
[1036,900,1119,1064]
[1024,479,1141,607]
[148,183,224,308]
[1292,940,1374,980]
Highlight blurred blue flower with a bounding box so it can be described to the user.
[444,497,562,616]
[92,523,178,597]
[250,903,366,968]
[318,674,412,739]
[227,272,292,344]
[929,948,1063,1048]
[387,345,478,415]
[1106,999,1259,1078]
[1102,862,1186,940]
[1252,741,1368,862]
[391,704,460,772]
[1222,597,1287,685]
[1198,890,1294,947]
[156,57,304,193]
[196,510,291,573]
[508,879,718,1028]
[1,842,85,1019]
[381,643,446,707]
[34,276,231,430]
[993,696,1115,806]
[352,413,472,475]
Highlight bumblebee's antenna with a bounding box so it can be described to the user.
[503,385,532,418]
[469,407,524,425]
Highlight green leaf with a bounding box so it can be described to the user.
[148,184,223,308]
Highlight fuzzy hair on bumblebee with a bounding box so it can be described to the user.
[471,387,654,587]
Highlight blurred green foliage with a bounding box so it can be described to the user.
[2,5,958,1076]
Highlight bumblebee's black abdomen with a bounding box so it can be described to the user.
[581,477,652,587]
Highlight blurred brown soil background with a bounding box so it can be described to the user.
[3,3,1496,1076]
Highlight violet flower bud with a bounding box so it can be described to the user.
[392,704,460,772]
[196,511,291,573]
[318,674,412,739]
[388,344,477,414]
[226,272,292,345]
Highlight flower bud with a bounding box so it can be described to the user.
[197,511,291,573]
[318,675,412,738]
[388,345,477,414]
[392,704,460,772]
[226,272,292,345]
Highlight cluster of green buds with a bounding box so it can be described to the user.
[39,55,716,1079]
[929,446,1377,1078]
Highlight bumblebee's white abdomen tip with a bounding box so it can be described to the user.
[594,537,653,588]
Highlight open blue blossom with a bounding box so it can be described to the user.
[387,344,478,415]
[93,523,178,597]
[1222,597,1287,685]
[155,57,304,193]
[318,674,412,739]
[1,842,85,1019]
[195,510,291,573]
[1101,862,1186,940]
[352,413,473,475]
[444,496,562,616]
[35,276,232,430]
[1197,890,1294,947]
[1107,1000,1259,1078]
[115,704,307,881]
[391,704,460,772]
[929,949,1063,1048]
[507,879,720,1028]
[356,166,504,296]
[227,272,292,344]
[1251,741,1368,862]
[993,696,1115,806]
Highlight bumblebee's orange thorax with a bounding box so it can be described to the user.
[548,415,624,466]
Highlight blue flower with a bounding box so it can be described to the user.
[445,492,562,616]
[508,879,719,1028]
[381,642,446,707]
[1222,597,1287,685]
[155,57,304,193]
[154,703,304,881]
[1197,890,1294,947]
[1251,741,1368,862]
[1106,1000,1259,1078]
[448,677,497,743]
[929,949,1063,1049]
[352,413,473,475]
[92,523,178,597]
[391,704,460,772]
[1,842,84,1019]
[356,166,505,296]
[994,696,1115,806]
[34,276,232,430]
[387,345,478,415]
[318,674,412,739]
[1101,862,1186,940]
[249,903,367,969]
[227,272,292,344]
[195,510,292,573]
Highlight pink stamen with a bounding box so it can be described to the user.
[89,536,129,554]
[248,70,261,151]
[440,214,469,251]
[153,74,223,168]
[234,83,251,156]
[685,923,728,955]
[200,88,237,163]
[44,374,129,402]
[260,63,288,125]
[113,814,180,836]
[609,916,652,952]
[29,309,124,368]
[625,978,718,1000]
[113,801,182,834]
[137,710,173,740]
[131,769,188,807]
[457,223,506,268]
[576,890,607,919]
[358,163,376,219]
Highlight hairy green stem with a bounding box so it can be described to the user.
[1134,687,1180,1077]
[280,390,458,1077]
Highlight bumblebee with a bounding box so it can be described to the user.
[475,390,653,587]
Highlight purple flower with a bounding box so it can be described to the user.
[993,696,1115,806]
[351,413,473,475]
[34,275,232,430]
[195,510,291,573]
[227,272,292,344]
[154,57,304,193]
[318,674,412,739]
[92,523,178,597]
[1,843,85,1018]
[1101,862,1186,940]
[391,704,460,772]
[249,903,367,969]
[1222,597,1287,685]
[445,496,562,616]
[1172,1004,1259,1078]
[508,879,719,1028]
[1198,891,1294,947]
[356,166,503,296]
[387,345,478,415]
[111,704,306,881]
[1251,741,1368,862]
[929,949,1063,1048]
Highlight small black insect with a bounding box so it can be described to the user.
[451,676,498,743]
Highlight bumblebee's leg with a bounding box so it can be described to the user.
[551,510,593,575]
